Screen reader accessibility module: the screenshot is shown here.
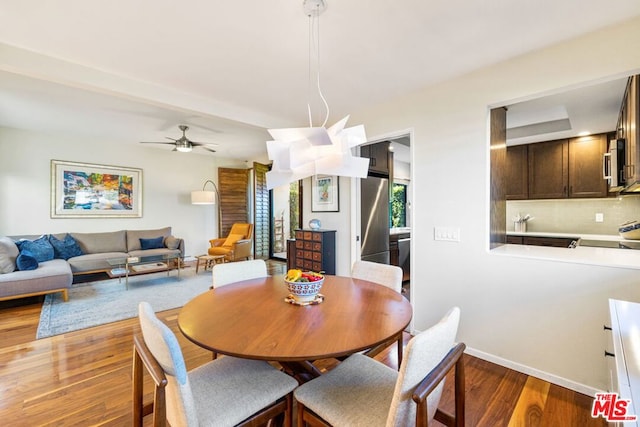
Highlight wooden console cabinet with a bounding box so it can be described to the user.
[287,229,336,275]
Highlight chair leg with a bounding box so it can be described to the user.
[132,344,144,427]
[397,333,403,369]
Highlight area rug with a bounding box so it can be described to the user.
[36,269,212,339]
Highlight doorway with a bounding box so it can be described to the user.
[270,181,302,260]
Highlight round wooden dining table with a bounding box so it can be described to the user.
[178,274,412,380]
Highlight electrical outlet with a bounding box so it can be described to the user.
[434,227,461,242]
[595,213,604,223]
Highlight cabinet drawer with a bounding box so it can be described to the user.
[295,230,304,239]
[312,242,322,251]
[303,260,313,270]
[313,262,322,272]
[304,241,312,250]
[312,232,322,241]
[303,231,312,240]
[312,252,322,261]
[296,249,304,258]
[304,250,313,259]
[295,240,304,249]
[295,259,305,269]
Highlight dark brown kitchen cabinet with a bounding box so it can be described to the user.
[506,235,524,244]
[507,235,578,248]
[528,139,569,199]
[506,145,528,200]
[389,233,410,282]
[568,134,608,198]
[620,75,640,190]
[524,133,608,199]
[289,229,336,275]
[360,141,391,176]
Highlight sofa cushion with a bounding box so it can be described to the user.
[16,236,54,263]
[164,235,180,250]
[49,234,84,260]
[127,227,171,252]
[0,259,72,299]
[71,230,127,254]
[140,236,165,250]
[0,237,19,274]
[16,249,39,271]
[67,252,128,273]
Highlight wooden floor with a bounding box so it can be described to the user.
[0,260,604,426]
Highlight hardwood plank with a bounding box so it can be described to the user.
[507,376,550,427]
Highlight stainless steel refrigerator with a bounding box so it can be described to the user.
[360,176,390,264]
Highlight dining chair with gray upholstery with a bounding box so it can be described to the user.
[132,301,298,427]
[294,307,465,427]
[351,260,405,366]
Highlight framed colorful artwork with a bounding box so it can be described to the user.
[311,174,339,212]
[50,160,143,218]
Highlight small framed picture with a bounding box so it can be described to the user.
[311,175,339,212]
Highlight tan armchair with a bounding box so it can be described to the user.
[208,223,254,262]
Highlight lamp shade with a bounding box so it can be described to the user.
[191,190,216,205]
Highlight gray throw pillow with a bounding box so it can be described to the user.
[164,236,180,250]
[0,236,19,274]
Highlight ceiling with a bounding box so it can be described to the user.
[1,1,639,159]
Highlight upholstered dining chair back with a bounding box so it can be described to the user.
[138,301,197,426]
[388,306,461,425]
[212,259,267,288]
[351,260,403,293]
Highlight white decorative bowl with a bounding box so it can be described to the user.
[285,277,324,302]
[620,221,640,240]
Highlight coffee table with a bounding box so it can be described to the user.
[107,253,183,289]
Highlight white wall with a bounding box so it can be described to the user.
[348,16,640,393]
[0,127,248,257]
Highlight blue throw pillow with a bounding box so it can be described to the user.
[16,236,54,263]
[140,236,165,250]
[49,234,84,260]
[16,249,39,271]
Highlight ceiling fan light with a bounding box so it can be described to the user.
[176,145,192,153]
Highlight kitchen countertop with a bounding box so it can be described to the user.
[496,231,640,270]
[390,227,411,236]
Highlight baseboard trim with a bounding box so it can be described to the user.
[464,346,603,397]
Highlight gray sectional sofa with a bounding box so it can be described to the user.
[0,227,184,303]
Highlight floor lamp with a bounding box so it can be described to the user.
[191,180,222,237]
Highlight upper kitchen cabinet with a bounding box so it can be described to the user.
[361,141,392,177]
[528,139,569,199]
[620,75,640,191]
[513,133,609,200]
[568,134,608,198]
[506,144,528,200]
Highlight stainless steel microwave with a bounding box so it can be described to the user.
[603,138,626,192]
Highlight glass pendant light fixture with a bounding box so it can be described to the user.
[265,0,369,189]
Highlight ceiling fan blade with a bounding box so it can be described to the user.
[140,141,177,145]
[166,136,178,141]
[191,141,220,147]
[198,146,217,153]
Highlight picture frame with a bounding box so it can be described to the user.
[311,174,339,212]
[51,160,143,218]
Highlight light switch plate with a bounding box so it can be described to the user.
[595,213,604,223]
[434,226,461,242]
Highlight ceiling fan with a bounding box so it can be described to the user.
[140,125,217,153]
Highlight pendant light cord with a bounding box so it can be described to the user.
[307,6,330,128]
